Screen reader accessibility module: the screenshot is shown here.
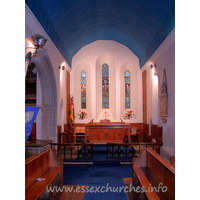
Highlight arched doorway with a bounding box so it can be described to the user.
[32,49,57,142]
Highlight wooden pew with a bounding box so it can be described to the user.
[132,148,175,200]
[146,149,175,199]
[170,156,175,167]
[133,167,160,199]
[25,149,63,200]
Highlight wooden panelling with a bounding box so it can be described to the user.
[86,122,130,142]
[100,128,113,141]
[114,128,124,141]
[143,123,149,132]
[57,125,62,143]
[142,70,147,123]
[151,124,157,139]
[130,123,143,131]
[64,122,163,143]
[57,125,62,133]
[143,132,152,142]
[156,126,162,139]
[59,124,74,143]
[143,123,151,142]
[74,123,86,127]
[151,125,162,140]
[64,124,68,132]
[89,128,99,141]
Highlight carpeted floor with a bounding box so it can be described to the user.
[63,163,132,200]
[61,144,135,199]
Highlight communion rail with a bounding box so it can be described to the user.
[50,143,93,160]
[50,142,163,161]
[107,142,163,159]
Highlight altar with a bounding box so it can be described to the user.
[85,121,131,143]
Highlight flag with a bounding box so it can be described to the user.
[25,106,40,143]
[69,96,74,130]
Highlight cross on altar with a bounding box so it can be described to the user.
[104,111,108,119]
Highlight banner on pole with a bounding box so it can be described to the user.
[69,96,74,130]
[25,106,40,143]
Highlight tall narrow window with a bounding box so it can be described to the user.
[81,71,86,109]
[125,70,130,108]
[102,63,109,108]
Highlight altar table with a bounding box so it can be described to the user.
[85,122,131,143]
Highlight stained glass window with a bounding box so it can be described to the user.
[125,70,130,108]
[81,71,86,109]
[102,63,109,108]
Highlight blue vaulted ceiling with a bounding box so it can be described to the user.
[25,0,175,68]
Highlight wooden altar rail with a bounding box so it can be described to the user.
[107,142,163,157]
[50,143,93,160]
[58,131,74,143]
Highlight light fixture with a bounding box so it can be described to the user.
[59,66,65,70]
[25,34,47,66]
[150,64,158,75]
[32,34,47,47]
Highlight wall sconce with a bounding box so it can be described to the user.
[150,64,158,75]
[25,34,47,66]
[32,34,47,47]
[59,66,65,70]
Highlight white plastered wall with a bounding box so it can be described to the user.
[71,40,142,123]
[141,29,175,155]
[25,4,71,139]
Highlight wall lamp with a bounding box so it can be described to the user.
[150,64,154,69]
[59,66,65,70]
[150,64,158,75]
[25,34,47,66]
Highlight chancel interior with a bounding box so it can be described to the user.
[25,1,175,199]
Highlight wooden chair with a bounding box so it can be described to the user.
[130,127,138,142]
[74,127,86,143]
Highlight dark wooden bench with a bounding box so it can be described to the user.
[25,149,63,200]
[132,148,175,200]
[133,167,160,199]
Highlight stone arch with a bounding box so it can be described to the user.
[32,49,57,142]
